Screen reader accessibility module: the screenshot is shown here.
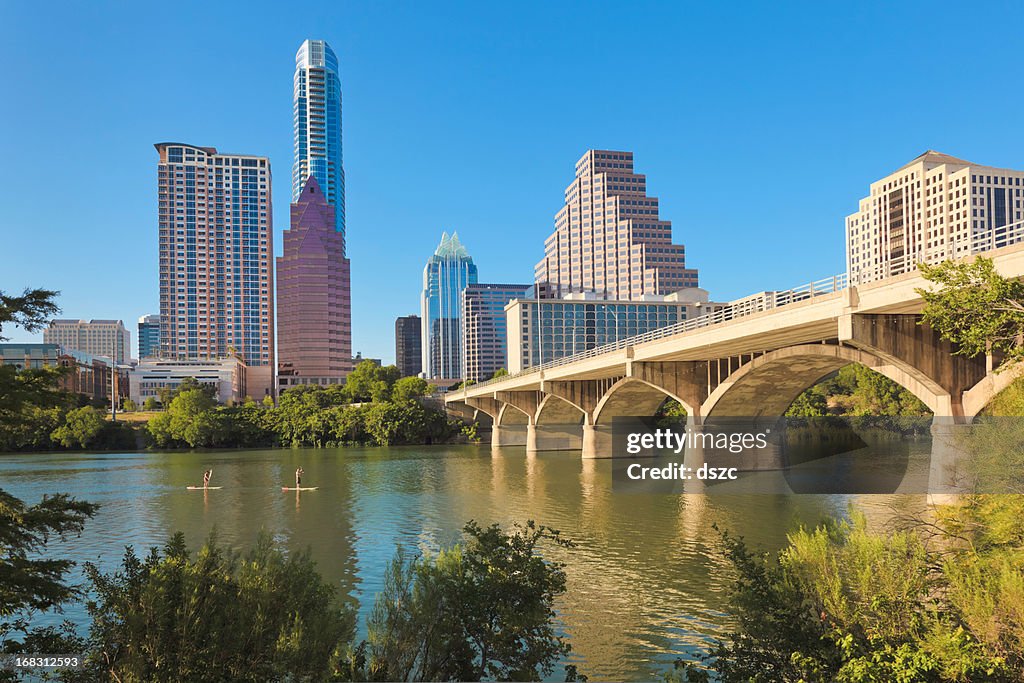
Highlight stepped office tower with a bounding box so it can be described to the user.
[534,150,698,300]
[846,150,1024,284]
[293,39,345,236]
[421,233,478,381]
[277,176,352,389]
[155,143,275,399]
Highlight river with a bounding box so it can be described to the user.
[0,444,929,680]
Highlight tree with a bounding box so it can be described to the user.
[490,368,509,379]
[0,288,60,341]
[0,488,98,662]
[146,389,224,448]
[50,406,106,449]
[122,398,137,412]
[345,362,401,403]
[261,394,275,408]
[362,521,576,682]
[79,532,355,683]
[918,256,1024,368]
[142,397,158,411]
[391,376,429,402]
[786,387,828,417]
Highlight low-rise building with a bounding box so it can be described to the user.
[129,358,246,405]
[505,288,718,372]
[0,343,129,405]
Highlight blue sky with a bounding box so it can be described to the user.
[2,1,1024,363]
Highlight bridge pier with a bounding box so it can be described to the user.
[581,423,614,459]
[928,420,973,503]
[527,423,583,452]
[491,424,529,447]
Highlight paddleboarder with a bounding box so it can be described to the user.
[203,468,212,489]
[295,467,304,489]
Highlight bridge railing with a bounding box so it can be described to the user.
[461,233,1024,393]
[468,272,852,389]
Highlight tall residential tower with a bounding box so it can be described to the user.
[292,39,345,236]
[534,150,698,300]
[155,142,275,398]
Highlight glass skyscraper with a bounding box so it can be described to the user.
[421,232,478,381]
[292,39,345,238]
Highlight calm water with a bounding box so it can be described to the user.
[0,445,928,681]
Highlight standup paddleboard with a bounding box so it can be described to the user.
[186,486,223,490]
[282,487,318,491]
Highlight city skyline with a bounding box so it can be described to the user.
[4,3,1024,363]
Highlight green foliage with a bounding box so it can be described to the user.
[697,499,1024,682]
[79,531,355,683]
[345,362,401,403]
[918,256,1024,368]
[122,398,137,412]
[490,367,509,379]
[391,376,429,402]
[0,488,98,665]
[50,406,106,449]
[358,521,576,682]
[786,364,931,418]
[0,288,60,341]
[142,397,158,411]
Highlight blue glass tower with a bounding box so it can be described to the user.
[421,232,478,380]
[293,39,345,240]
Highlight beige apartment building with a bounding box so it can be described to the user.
[43,319,130,364]
[847,150,1024,283]
[534,150,698,300]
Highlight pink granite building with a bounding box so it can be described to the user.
[534,150,698,300]
[276,175,352,389]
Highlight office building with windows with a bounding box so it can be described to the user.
[155,142,275,398]
[277,176,352,390]
[461,283,531,383]
[421,232,478,381]
[847,151,1024,284]
[506,289,716,372]
[138,314,160,359]
[43,319,130,364]
[394,315,422,378]
[534,150,698,300]
[293,39,345,236]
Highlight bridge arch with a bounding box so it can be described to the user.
[534,394,586,426]
[592,377,699,425]
[701,343,947,419]
[495,402,531,427]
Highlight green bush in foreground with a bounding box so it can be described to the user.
[78,532,355,683]
[674,497,1024,682]
[350,521,578,682]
